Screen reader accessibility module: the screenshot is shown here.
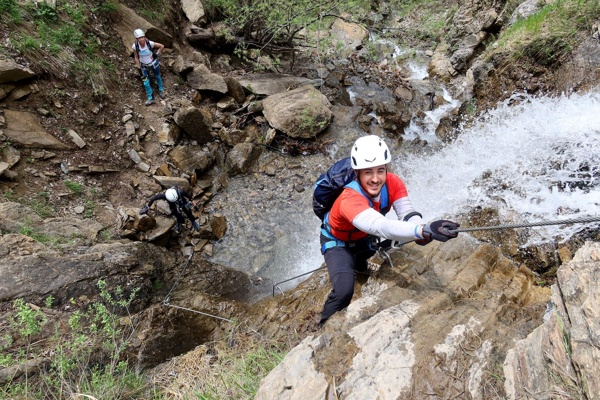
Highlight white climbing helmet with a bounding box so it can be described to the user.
[350,135,392,169]
[134,29,145,38]
[165,188,179,202]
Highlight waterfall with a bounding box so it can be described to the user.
[401,91,600,244]
[209,91,600,293]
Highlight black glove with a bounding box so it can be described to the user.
[415,236,433,246]
[421,220,460,242]
[139,68,144,78]
[140,205,149,215]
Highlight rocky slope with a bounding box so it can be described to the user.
[1,0,600,398]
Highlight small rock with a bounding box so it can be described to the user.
[74,205,85,214]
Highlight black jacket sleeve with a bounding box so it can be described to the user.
[147,192,167,206]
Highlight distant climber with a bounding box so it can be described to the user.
[316,135,460,327]
[132,28,165,106]
[140,186,200,233]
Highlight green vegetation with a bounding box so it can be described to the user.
[195,343,285,399]
[204,0,369,53]
[29,192,55,218]
[19,221,66,247]
[2,0,119,95]
[64,179,84,195]
[488,0,600,66]
[0,281,146,399]
[151,320,291,399]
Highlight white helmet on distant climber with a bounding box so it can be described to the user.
[165,188,179,202]
[134,29,145,38]
[350,135,391,169]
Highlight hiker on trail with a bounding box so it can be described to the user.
[317,135,460,326]
[132,28,165,106]
[140,186,200,233]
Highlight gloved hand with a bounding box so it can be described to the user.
[415,236,433,246]
[139,68,144,78]
[139,205,149,215]
[421,220,460,242]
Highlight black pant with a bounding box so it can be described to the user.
[168,202,195,225]
[319,234,375,324]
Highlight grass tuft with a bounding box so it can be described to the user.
[151,321,292,399]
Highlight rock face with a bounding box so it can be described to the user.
[504,241,600,399]
[262,85,333,138]
[255,237,570,399]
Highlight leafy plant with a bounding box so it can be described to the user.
[1,281,146,398]
[0,0,22,23]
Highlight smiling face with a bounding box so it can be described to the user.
[357,165,387,197]
[136,36,147,46]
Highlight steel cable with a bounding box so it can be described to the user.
[450,216,600,233]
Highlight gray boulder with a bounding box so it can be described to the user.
[187,64,228,93]
[262,85,333,139]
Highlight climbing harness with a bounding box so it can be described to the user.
[163,253,234,323]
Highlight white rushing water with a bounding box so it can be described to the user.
[400,91,600,244]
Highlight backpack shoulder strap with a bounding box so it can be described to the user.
[345,181,390,213]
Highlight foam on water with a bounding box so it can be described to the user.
[400,92,600,244]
